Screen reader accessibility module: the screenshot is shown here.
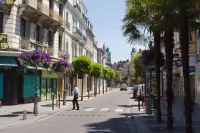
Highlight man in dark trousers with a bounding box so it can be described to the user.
[72,84,79,110]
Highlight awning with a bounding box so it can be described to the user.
[26,66,50,71]
[0,56,18,67]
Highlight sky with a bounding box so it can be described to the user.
[82,0,144,63]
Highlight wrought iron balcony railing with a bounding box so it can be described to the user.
[20,37,48,53]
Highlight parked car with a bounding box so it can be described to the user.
[132,85,139,98]
[120,84,127,91]
[137,84,145,101]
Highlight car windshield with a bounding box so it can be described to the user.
[121,84,126,87]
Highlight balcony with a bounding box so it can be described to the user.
[37,0,49,16]
[76,3,81,13]
[58,50,65,58]
[82,13,87,22]
[23,0,37,9]
[19,1,63,33]
[47,46,54,56]
[19,37,48,52]
[73,27,82,40]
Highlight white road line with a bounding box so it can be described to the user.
[84,108,95,111]
[100,108,109,112]
[115,108,124,112]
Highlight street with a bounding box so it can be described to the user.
[0,88,134,133]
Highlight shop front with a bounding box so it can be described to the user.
[41,70,58,101]
[0,56,18,105]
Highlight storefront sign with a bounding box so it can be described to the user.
[145,72,163,97]
[0,56,17,67]
[189,66,195,73]
[0,33,9,50]
[0,0,14,4]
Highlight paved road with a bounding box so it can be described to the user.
[1,88,134,133]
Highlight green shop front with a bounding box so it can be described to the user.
[0,56,18,105]
[41,70,58,101]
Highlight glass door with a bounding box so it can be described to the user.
[51,78,57,99]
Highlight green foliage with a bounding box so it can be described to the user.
[133,52,143,78]
[114,70,122,82]
[90,63,102,78]
[102,67,109,79]
[72,55,92,75]
[107,69,115,79]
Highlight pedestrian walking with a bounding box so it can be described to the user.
[72,84,79,110]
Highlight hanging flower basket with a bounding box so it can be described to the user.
[19,50,51,69]
[52,59,72,74]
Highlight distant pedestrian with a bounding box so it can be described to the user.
[72,84,79,110]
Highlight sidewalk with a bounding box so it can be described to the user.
[0,90,112,130]
[131,97,200,133]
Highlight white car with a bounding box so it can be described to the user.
[120,84,127,91]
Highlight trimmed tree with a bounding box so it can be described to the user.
[90,63,102,97]
[102,67,109,92]
[72,56,92,101]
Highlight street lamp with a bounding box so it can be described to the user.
[62,54,68,105]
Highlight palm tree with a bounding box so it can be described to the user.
[122,0,163,122]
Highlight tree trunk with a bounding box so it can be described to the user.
[81,78,84,101]
[103,79,105,94]
[180,14,194,133]
[164,29,174,129]
[34,67,38,116]
[153,31,162,122]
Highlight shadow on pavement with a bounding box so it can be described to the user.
[84,116,130,133]
[12,111,32,114]
[0,114,19,117]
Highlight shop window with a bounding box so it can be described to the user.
[20,18,26,37]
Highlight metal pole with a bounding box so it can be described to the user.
[34,67,38,116]
[63,73,66,105]
[52,93,54,110]
[59,92,60,108]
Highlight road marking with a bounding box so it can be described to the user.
[100,108,109,112]
[115,108,123,112]
[84,108,95,111]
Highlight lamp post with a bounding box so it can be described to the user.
[62,54,68,105]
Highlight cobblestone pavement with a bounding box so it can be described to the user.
[131,97,200,133]
[0,89,113,130]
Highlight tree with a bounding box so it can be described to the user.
[102,67,109,92]
[72,56,92,101]
[90,63,102,97]
[133,52,143,78]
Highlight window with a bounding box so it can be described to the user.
[79,47,82,55]
[59,4,63,16]
[36,25,40,42]
[49,0,53,9]
[20,18,25,37]
[0,12,3,33]
[30,25,36,41]
[59,35,62,50]
[66,41,68,53]
[48,31,53,46]
[66,12,69,22]
[44,30,48,44]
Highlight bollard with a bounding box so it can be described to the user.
[23,110,27,120]
[52,93,54,110]
[59,93,60,108]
